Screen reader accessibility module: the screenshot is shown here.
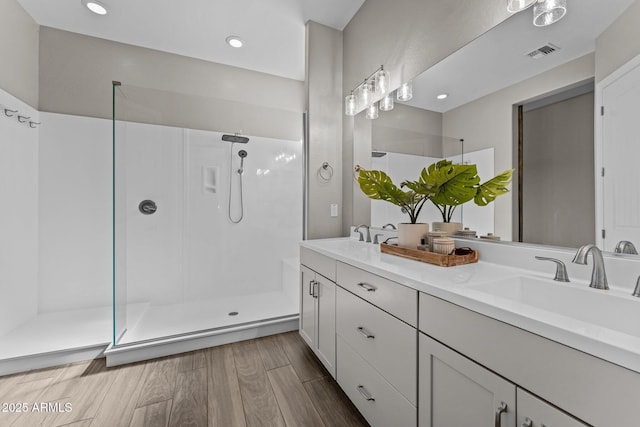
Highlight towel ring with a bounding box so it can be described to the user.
[318,162,333,181]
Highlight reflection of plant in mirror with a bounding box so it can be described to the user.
[409,160,513,223]
[355,166,438,224]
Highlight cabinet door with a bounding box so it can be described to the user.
[419,333,516,427]
[517,389,588,427]
[315,275,336,377]
[299,265,316,348]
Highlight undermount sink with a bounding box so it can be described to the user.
[468,276,640,338]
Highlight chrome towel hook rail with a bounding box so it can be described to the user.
[1,106,41,129]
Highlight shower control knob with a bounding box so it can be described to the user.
[139,200,157,215]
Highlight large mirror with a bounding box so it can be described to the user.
[352,0,639,253]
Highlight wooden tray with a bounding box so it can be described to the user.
[380,243,478,267]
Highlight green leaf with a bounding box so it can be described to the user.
[474,169,514,206]
[357,169,408,207]
[420,161,480,207]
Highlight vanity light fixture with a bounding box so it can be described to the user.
[507,0,536,13]
[366,103,379,120]
[343,66,390,118]
[225,36,244,48]
[437,93,449,100]
[380,93,394,111]
[397,81,413,101]
[82,0,108,15]
[533,0,567,27]
[509,0,567,27]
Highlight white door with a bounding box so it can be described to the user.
[600,56,640,251]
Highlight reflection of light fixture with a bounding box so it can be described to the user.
[437,93,448,100]
[507,0,536,13]
[225,36,244,48]
[366,103,379,120]
[380,93,394,111]
[397,81,413,101]
[82,0,108,15]
[533,0,567,27]
[343,66,390,118]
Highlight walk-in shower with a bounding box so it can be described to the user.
[108,83,303,361]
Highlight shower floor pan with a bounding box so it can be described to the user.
[105,290,299,366]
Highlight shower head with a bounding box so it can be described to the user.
[238,150,248,158]
[222,134,249,144]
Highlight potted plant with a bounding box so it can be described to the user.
[411,159,513,234]
[355,166,437,248]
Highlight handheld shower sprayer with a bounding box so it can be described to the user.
[238,150,248,174]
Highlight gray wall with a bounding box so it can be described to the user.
[342,0,511,235]
[443,54,595,240]
[305,22,344,239]
[0,0,39,107]
[522,92,595,247]
[39,27,304,141]
[596,0,640,82]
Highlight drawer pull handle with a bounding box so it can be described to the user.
[357,326,375,339]
[358,326,376,340]
[495,402,508,427]
[357,282,377,292]
[357,385,375,402]
[521,418,533,427]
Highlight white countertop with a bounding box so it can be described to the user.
[301,238,640,374]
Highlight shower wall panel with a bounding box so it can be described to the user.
[0,88,38,335]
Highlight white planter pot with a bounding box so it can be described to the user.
[397,223,430,249]
[432,221,463,236]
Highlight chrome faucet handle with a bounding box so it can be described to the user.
[572,244,609,290]
[615,240,638,255]
[354,224,371,242]
[633,277,640,297]
[535,256,570,282]
[382,223,397,230]
[373,233,384,244]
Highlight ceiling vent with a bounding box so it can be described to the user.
[526,43,560,59]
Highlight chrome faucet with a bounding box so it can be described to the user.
[572,244,609,290]
[382,223,397,230]
[354,225,371,243]
[373,233,385,244]
[614,240,638,255]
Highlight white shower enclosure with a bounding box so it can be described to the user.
[112,83,302,348]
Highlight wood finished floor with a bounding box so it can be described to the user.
[0,332,369,427]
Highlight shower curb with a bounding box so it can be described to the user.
[104,314,299,366]
[0,344,108,377]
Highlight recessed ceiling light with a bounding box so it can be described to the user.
[82,0,108,15]
[437,93,449,100]
[226,36,244,48]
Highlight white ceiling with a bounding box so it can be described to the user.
[17,0,365,81]
[404,0,636,113]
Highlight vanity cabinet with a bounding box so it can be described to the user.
[419,333,516,427]
[299,248,336,377]
[335,262,418,427]
[517,389,588,427]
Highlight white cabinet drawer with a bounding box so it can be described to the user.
[337,335,416,427]
[336,286,417,405]
[300,247,336,282]
[337,262,417,326]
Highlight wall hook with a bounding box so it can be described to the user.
[29,121,41,128]
[3,108,18,117]
[17,115,30,123]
